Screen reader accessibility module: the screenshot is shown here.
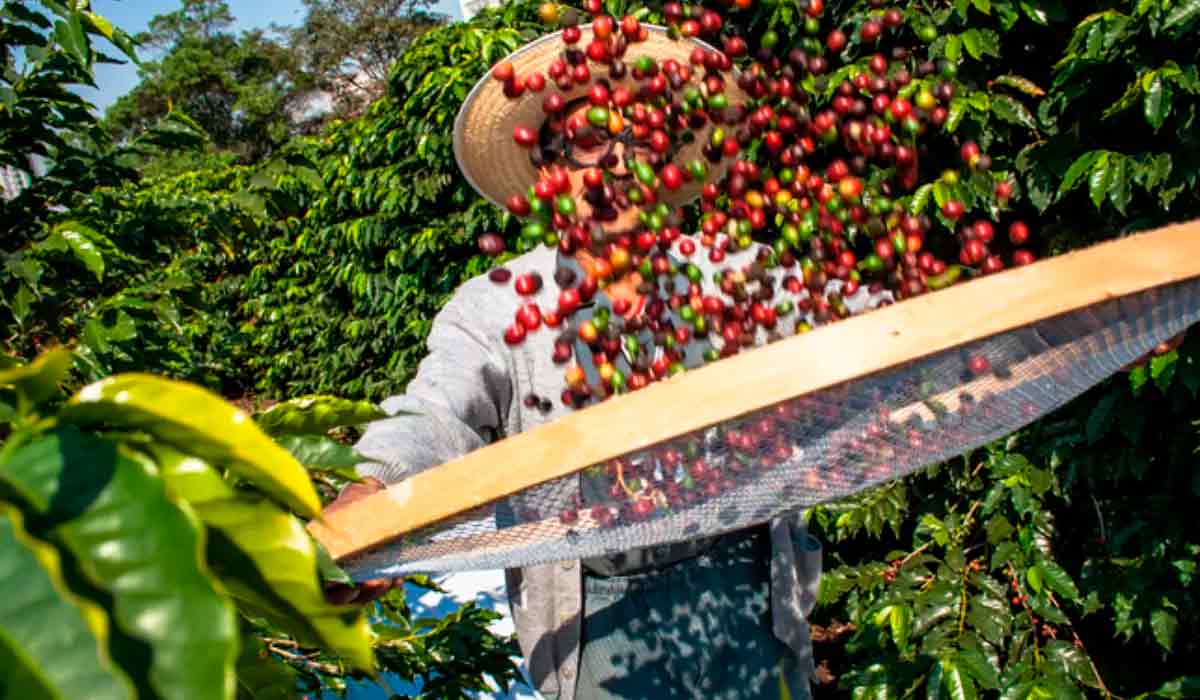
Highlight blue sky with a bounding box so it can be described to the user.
[82,0,464,112]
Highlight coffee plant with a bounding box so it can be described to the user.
[3,0,1200,697]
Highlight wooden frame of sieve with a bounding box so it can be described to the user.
[309,218,1200,562]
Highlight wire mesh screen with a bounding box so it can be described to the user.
[343,278,1200,578]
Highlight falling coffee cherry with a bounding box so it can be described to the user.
[1009,221,1031,245]
[477,233,505,257]
[504,323,527,345]
[514,272,543,295]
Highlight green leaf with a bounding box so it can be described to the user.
[0,429,238,700]
[275,434,372,479]
[1109,154,1132,214]
[1020,0,1049,24]
[1087,152,1112,209]
[1043,640,1099,688]
[1150,608,1178,651]
[909,183,935,215]
[1150,350,1178,393]
[1129,362,1150,395]
[61,374,321,518]
[1164,0,1200,31]
[991,95,1038,131]
[968,593,1009,646]
[1059,151,1102,197]
[960,29,999,59]
[945,35,962,62]
[1086,391,1118,444]
[947,100,968,133]
[940,660,978,700]
[1144,72,1173,130]
[1026,564,1044,594]
[0,506,135,700]
[234,635,299,700]
[153,447,376,671]
[255,396,388,436]
[890,604,913,651]
[53,15,89,67]
[47,221,107,281]
[0,348,73,405]
[1037,558,1081,601]
[971,0,991,15]
[955,647,1000,690]
[993,75,1046,97]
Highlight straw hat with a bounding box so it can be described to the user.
[454,23,742,210]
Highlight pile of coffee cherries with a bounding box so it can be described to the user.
[474,0,1040,528]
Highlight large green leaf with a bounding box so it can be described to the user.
[1143,72,1172,131]
[152,446,375,671]
[1163,0,1200,32]
[275,434,372,480]
[1036,558,1080,601]
[43,221,108,281]
[0,348,73,405]
[1150,608,1178,651]
[0,506,135,700]
[0,428,238,700]
[991,95,1038,131]
[1087,152,1113,209]
[939,660,978,700]
[1042,641,1098,689]
[255,396,388,436]
[61,374,321,518]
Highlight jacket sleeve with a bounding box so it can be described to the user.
[353,287,513,485]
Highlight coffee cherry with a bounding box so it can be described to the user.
[513,125,537,147]
[995,180,1014,200]
[524,73,545,93]
[1009,221,1030,245]
[504,323,527,345]
[826,29,847,52]
[492,61,514,81]
[942,200,965,220]
[514,272,542,295]
[860,20,882,42]
[478,233,505,256]
[489,268,512,284]
[1012,249,1035,266]
[517,303,542,331]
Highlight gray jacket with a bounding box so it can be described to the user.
[355,238,886,699]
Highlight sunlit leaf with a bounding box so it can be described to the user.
[0,348,73,405]
[255,396,388,436]
[0,429,238,700]
[275,434,371,479]
[0,506,135,700]
[61,374,321,517]
[153,446,376,671]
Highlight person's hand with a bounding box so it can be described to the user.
[1120,331,1187,372]
[322,477,404,605]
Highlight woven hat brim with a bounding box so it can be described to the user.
[454,24,743,211]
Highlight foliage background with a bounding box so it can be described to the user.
[2,0,1199,697]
